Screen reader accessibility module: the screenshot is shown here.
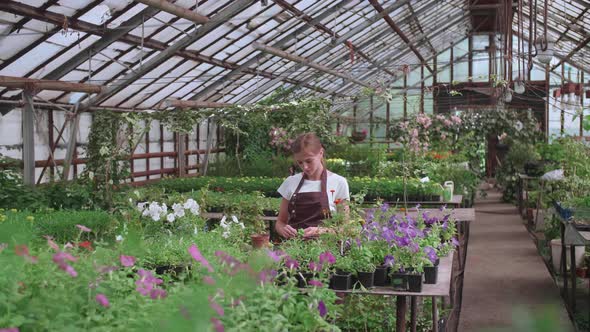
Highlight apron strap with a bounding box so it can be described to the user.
[319,168,330,213]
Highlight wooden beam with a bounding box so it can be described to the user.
[22,91,35,185]
[161,99,232,109]
[252,42,372,88]
[368,0,433,73]
[551,36,590,72]
[0,75,103,93]
[135,0,209,24]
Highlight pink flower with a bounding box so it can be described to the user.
[209,296,224,316]
[52,251,78,277]
[308,261,322,272]
[0,328,19,332]
[189,244,214,273]
[285,257,299,270]
[95,293,110,308]
[308,279,323,287]
[211,318,224,332]
[266,249,284,262]
[76,224,91,232]
[135,269,164,297]
[44,236,59,251]
[150,288,167,299]
[120,255,136,267]
[318,300,327,317]
[319,251,335,265]
[203,276,216,285]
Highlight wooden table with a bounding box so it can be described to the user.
[387,195,463,209]
[558,213,590,321]
[336,254,453,332]
[517,173,540,219]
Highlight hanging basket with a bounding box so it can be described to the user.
[350,131,367,142]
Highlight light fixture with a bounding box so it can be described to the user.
[536,36,555,64]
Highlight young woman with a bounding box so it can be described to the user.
[275,133,349,239]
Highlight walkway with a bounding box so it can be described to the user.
[458,190,572,331]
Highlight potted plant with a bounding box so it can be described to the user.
[248,216,269,249]
[368,240,390,286]
[331,255,353,290]
[348,244,376,289]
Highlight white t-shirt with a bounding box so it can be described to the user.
[277,172,350,212]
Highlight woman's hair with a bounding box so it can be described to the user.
[291,133,326,166]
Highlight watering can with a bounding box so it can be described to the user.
[442,181,454,202]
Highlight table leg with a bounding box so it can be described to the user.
[432,296,439,332]
[396,295,407,332]
[571,245,577,313]
[410,296,417,332]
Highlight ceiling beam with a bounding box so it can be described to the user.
[236,0,414,103]
[161,99,231,109]
[551,36,590,72]
[0,1,328,95]
[252,42,372,87]
[368,0,433,73]
[0,75,104,93]
[188,0,358,101]
[78,0,257,111]
[273,0,397,78]
[134,0,209,24]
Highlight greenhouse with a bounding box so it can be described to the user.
[1,0,590,331]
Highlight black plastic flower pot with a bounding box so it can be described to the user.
[390,271,409,291]
[296,272,314,288]
[330,272,351,290]
[407,273,423,292]
[424,265,438,284]
[374,266,388,286]
[355,271,375,289]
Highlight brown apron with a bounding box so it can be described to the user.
[287,169,331,229]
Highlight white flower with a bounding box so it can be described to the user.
[193,226,198,235]
[190,206,200,216]
[222,231,230,239]
[137,202,147,212]
[88,171,94,180]
[239,222,245,229]
[220,216,228,229]
[172,203,185,218]
[150,212,160,222]
[166,213,176,223]
[115,235,123,242]
[128,198,133,203]
[184,198,196,209]
[231,215,239,224]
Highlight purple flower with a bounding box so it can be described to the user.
[76,224,91,232]
[266,249,284,263]
[209,296,224,316]
[380,203,389,212]
[258,269,277,284]
[52,251,78,278]
[203,276,216,285]
[318,300,327,317]
[451,237,460,247]
[211,317,224,332]
[308,279,323,287]
[415,204,421,209]
[319,251,336,265]
[382,228,396,243]
[285,257,299,270]
[384,255,395,267]
[308,261,322,272]
[189,244,214,273]
[409,242,420,253]
[424,246,438,264]
[136,269,164,297]
[150,288,167,299]
[0,328,19,332]
[95,293,110,308]
[439,204,447,211]
[120,255,136,267]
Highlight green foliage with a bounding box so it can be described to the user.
[336,296,397,331]
[2,209,116,243]
[0,168,47,210]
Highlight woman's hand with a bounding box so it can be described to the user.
[275,221,298,239]
[303,227,329,238]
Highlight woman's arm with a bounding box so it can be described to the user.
[275,198,297,239]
